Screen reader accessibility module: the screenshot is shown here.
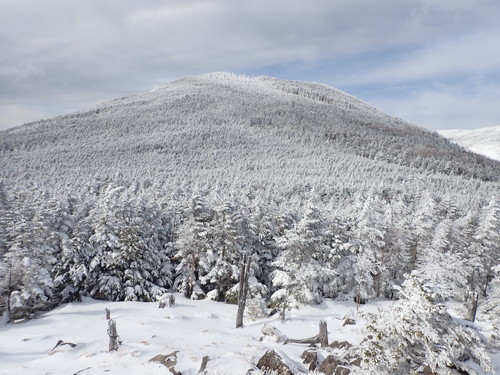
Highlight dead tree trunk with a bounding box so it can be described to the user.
[280,299,287,322]
[107,319,120,351]
[236,254,251,328]
[285,320,328,347]
[465,291,479,322]
[106,310,121,352]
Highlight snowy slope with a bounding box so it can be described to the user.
[0,296,367,375]
[438,126,500,162]
[1,296,497,375]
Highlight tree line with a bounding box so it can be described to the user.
[1,180,498,325]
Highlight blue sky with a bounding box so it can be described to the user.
[1,0,500,131]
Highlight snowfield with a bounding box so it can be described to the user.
[1,296,498,375]
[438,126,500,162]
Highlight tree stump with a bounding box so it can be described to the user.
[107,319,121,351]
[168,294,175,307]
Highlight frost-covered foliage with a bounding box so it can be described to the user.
[0,73,499,321]
[271,203,337,306]
[354,273,492,375]
[481,264,500,338]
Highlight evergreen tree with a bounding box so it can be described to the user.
[200,201,247,301]
[354,273,492,375]
[271,203,337,306]
[175,193,214,298]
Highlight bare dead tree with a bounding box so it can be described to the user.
[236,254,252,328]
[285,320,328,347]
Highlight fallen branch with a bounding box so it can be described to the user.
[285,320,328,347]
[50,339,77,352]
[73,367,91,375]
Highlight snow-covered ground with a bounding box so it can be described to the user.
[438,126,500,162]
[1,296,498,374]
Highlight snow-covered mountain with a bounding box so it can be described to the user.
[438,125,500,162]
[1,73,499,374]
[2,72,499,201]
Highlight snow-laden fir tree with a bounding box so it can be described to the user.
[199,201,248,301]
[271,202,337,306]
[472,196,500,295]
[416,219,468,302]
[352,192,389,302]
[174,193,214,299]
[480,264,500,345]
[353,272,492,375]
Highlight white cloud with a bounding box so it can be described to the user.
[1,0,500,129]
[339,31,500,86]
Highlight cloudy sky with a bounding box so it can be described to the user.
[1,0,500,131]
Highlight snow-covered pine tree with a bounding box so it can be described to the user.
[200,201,247,301]
[352,192,389,301]
[271,202,337,306]
[0,193,54,320]
[480,264,500,342]
[416,218,468,302]
[175,193,214,298]
[353,272,492,375]
[472,197,500,295]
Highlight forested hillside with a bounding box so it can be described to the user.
[0,73,499,373]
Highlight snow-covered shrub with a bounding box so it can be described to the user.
[246,297,268,320]
[352,272,492,375]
